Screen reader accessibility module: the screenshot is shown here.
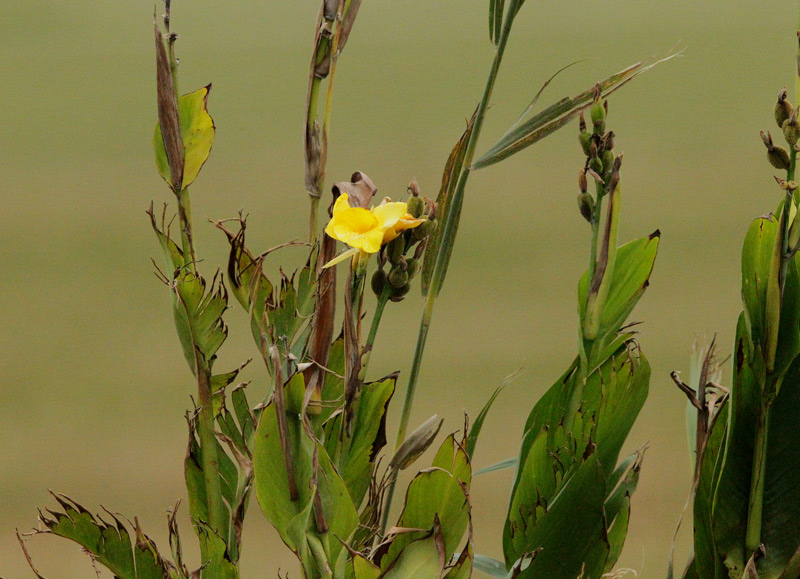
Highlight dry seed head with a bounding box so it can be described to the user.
[775,89,794,128]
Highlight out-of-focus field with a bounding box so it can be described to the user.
[2,1,795,576]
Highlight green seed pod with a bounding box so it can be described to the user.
[579,130,592,156]
[776,89,794,128]
[390,283,411,302]
[577,192,595,223]
[388,266,409,288]
[783,111,800,145]
[768,145,791,170]
[371,268,387,296]
[387,236,405,264]
[407,195,424,218]
[406,257,420,279]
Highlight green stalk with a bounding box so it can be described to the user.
[359,283,391,381]
[196,364,227,538]
[745,398,770,555]
[177,188,197,273]
[383,10,517,532]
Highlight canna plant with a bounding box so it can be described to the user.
[17,1,668,578]
[676,27,800,579]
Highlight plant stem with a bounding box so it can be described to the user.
[359,283,391,381]
[177,187,197,273]
[196,365,227,538]
[382,7,516,533]
[745,395,770,555]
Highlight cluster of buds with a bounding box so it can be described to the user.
[371,180,437,302]
[761,89,799,171]
[576,85,622,224]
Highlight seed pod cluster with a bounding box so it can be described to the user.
[762,89,797,171]
[372,180,439,302]
[576,87,622,224]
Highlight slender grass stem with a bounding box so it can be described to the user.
[177,188,197,273]
[382,8,516,533]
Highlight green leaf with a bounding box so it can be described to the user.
[513,457,609,578]
[473,57,674,170]
[488,0,504,45]
[382,436,471,571]
[577,233,660,356]
[253,373,359,565]
[473,553,507,577]
[40,495,175,578]
[713,339,800,576]
[173,271,229,373]
[154,85,215,191]
[466,379,508,460]
[336,375,395,507]
[474,457,517,476]
[421,107,478,297]
[603,452,643,573]
[381,536,444,578]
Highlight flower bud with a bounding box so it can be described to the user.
[578,169,588,193]
[406,257,420,279]
[389,283,411,302]
[388,265,409,288]
[387,236,405,264]
[591,98,606,134]
[775,89,794,128]
[371,268,387,296]
[601,150,615,173]
[578,192,595,223]
[589,155,603,175]
[412,218,437,242]
[407,195,424,218]
[783,110,800,145]
[579,129,592,156]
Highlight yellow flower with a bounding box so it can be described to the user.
[323,194,425,268]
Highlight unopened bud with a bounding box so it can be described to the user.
[387,236,404,264]
[407,195,424,218]
[783,110,800,145]
[406,258,420,279]
[579,130,592,156]
[775,89,794,128]
[579,111,587,133]
[371,268,387,296]
[578,169,588,193]
[389,415,443,470]
[603,131,615,151]
[390,283,411,302]
[601,150,615,174]
[589,155,603,175]
[578,192,595,223]
[408,178,421,197]
[591,99,606,134]
[388,265,409,288]
[412,218,437,241]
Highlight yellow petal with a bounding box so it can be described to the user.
[382,213,427,243]
[322,247,360,268]
[371,201,407,230]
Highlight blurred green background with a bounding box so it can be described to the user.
[2,1,796,576]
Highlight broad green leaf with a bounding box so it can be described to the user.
[431,432,472,490]
[353,555,381,579]
[172,271,228,373]
[577,233,660,356]
[381,536,444,578]
[336,375,395,507]
[512,457,609,578]
[473,58,673,169]
[253,373,358,564]
[382,439,471,571]
[154,85,215,191]
[192,523,239,579]
[603,452,643,573]
[741,215,777,353]
[444,545,473,579]
[40,495,176,578]
[421,107,477,297]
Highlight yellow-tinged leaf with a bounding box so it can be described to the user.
[154,85,215,191]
